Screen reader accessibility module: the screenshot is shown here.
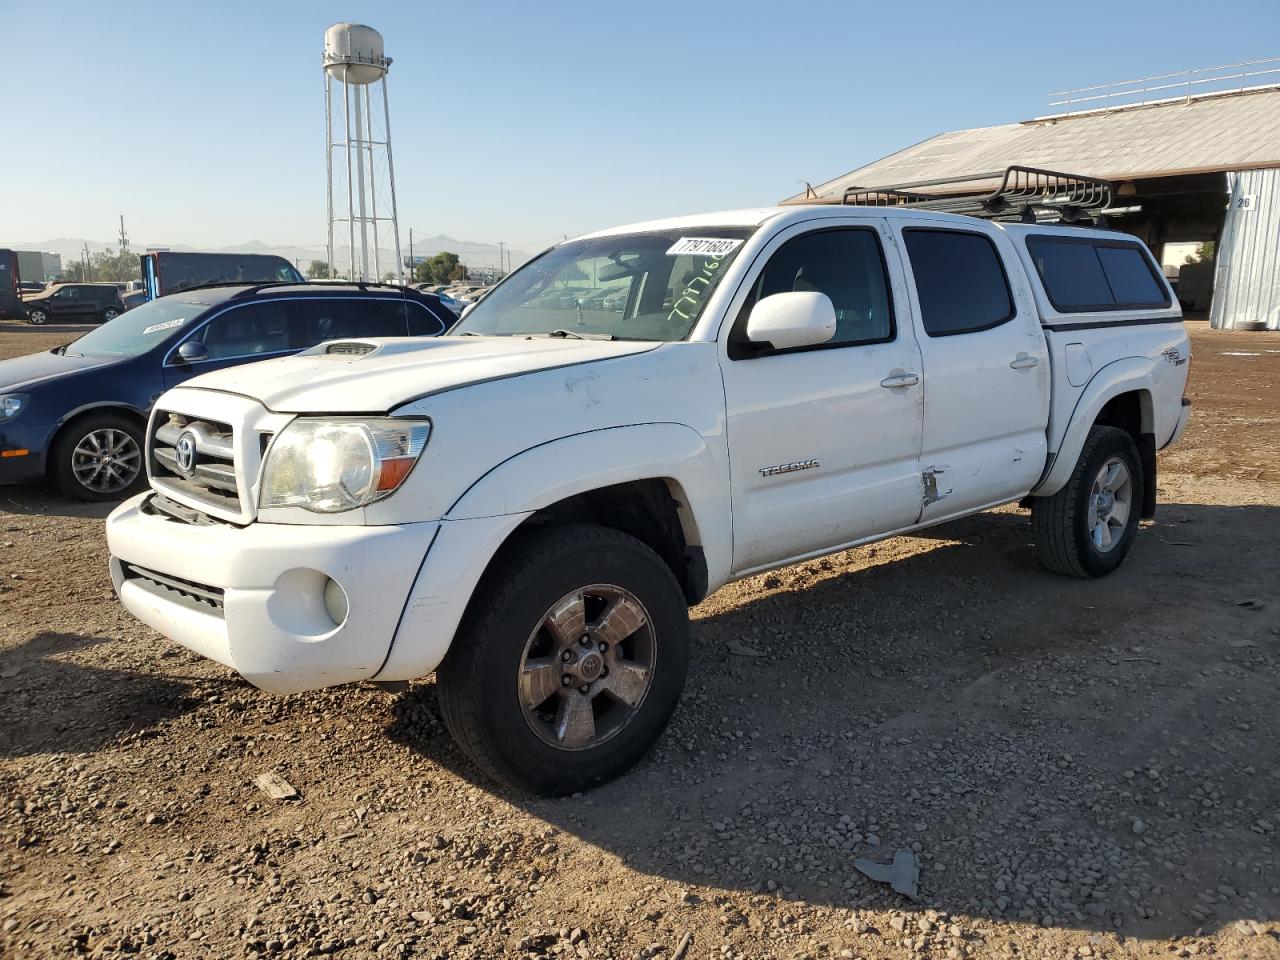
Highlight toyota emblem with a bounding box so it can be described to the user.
[174,431,198,477]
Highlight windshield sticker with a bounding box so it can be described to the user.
[141,318,185,335]
[666,237,743,257]
[667,252,729,324]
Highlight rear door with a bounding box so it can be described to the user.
[719,218,925,573]
[890,221,1049,521]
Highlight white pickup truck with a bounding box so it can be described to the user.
[106,203,1191,794]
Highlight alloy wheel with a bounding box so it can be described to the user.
[518,584,657,751]
[71,428,142,495]
[1087,456,1132,552]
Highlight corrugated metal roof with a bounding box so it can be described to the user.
[786,86,1280,203]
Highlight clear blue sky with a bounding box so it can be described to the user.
[3,0,1278,249]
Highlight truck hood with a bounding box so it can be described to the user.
[185,335,662,413]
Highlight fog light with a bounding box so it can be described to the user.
[323,577,349,626]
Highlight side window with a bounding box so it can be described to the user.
[734,228,893,357]
[296,298,408,348]
[407,301,447,336]
[198,302,291,360]
[1027,237,1169,311]
[903,229,1015,337]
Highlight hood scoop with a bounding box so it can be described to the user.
[322,340,380,357]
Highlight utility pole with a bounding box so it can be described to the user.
[409,228,414,281]
[497,241,505,280]
[82,243,91,281]
[118,214,129,252]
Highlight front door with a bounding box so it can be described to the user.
[891,222,1050,521]
[720,220,925,574]
[164,300,295,389]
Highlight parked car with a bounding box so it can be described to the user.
[120,290,148,312]
[24,283,125,325]
[105,206,1190,795]
[435,291,471,316]
[0,283,451,501]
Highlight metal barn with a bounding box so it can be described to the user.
[783,70,1280,330]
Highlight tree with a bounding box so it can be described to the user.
[412,251,466,285]
[90,246,140,283]
[306,260,332,279]
[1183,241,1216,266]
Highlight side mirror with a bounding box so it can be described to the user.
[745,291,837,351]
[176,340,209,363]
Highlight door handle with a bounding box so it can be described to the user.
[880,372,920,388]
[1010,353,1040,370]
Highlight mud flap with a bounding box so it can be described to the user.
[1139,432,1157,519]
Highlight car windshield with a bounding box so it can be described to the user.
[63,299,208,358]
[451,227,755,341]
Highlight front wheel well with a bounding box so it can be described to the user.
[515,479,707,605]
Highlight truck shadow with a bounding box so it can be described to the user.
[0,632,200,757]
[0,484,120,521]
[387,501,1280,941]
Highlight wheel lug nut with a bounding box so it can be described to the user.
[579,684,590,694]
[561,650,572,662]
[561,675,572,686]
[579,636,590,647]
[598,641,607,652]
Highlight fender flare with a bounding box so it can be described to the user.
[447,421,732,588]
[374,423,731,683]
[1032,356,1154,497]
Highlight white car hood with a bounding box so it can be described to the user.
[184,335,660,413]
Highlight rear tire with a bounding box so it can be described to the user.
[50,413,147,502]
[436,524,690,795]
[100,307,120,323]
[27,308,48,325]
[1031,425,1144,578]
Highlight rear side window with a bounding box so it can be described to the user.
[407,301,448,336]
[297,298,408,347]
[902,229,1015,337]
[1027,237,1169,312]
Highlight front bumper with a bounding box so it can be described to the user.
[107,493,439,694]
[0,420,52,484]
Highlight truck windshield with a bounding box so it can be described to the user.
[451,227,755,341]
[63,299,206,358]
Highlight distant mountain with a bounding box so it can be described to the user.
[2,235,532,273]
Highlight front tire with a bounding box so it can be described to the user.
[1031,425,1144,578]
[50,414,147,502]
[437,524,690,795]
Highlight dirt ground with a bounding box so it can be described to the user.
[0,320,1277,960]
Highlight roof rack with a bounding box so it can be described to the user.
[841,165,1114,224]
[167,279,413,297]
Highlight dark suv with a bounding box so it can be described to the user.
[0,283,452,501]
[24,283,127,325]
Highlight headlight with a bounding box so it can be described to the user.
[0,394,28,421]
[259,418,430,514]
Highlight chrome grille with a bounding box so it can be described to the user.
[150,412,240,513]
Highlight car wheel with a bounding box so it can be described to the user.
[100,307,121,322]
[1031,425,1144,579]
[27,308,48,325]
[436,524,690,795]
[50,414,148,502]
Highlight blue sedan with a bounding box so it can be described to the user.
[0,282,451,501]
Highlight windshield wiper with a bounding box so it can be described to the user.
[533,329,615,341]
